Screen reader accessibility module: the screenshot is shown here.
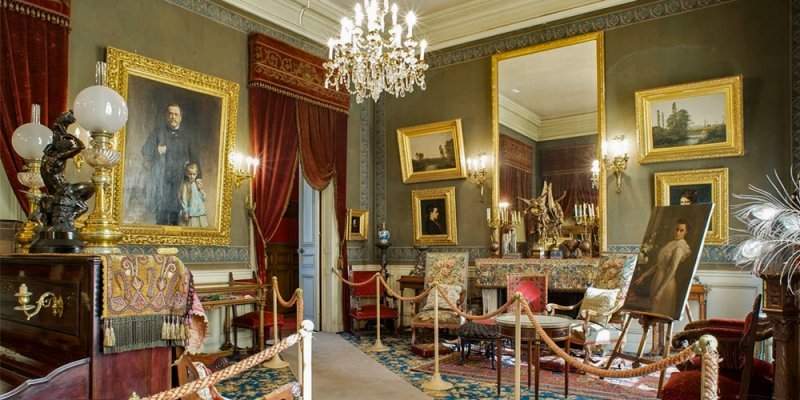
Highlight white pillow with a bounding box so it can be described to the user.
[578,287,620,326]
[422,284,462,311]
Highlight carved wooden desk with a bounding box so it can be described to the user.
[195,280,267,352]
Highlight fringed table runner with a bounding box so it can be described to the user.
[101,254,193,354]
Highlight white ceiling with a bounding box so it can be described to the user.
[219,0,627,140]
[220,0,633,50]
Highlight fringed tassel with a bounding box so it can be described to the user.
[103,320,116,347]
[162,316,169,340]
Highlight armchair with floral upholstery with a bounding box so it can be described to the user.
[545,253,637,364]
[410,252,469,345]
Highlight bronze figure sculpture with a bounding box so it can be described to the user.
[29,111,95,253]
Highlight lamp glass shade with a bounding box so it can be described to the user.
[73,85,129,133]
[67,122,92,147]
[12,122,52,159]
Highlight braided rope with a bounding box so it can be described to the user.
[699,340,720,400]
[433,284,516,320]
[142,330,310,400]
[272,276,301,309]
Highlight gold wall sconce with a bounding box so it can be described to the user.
[229,151,259,189]
[602,135,629,193]
[466,153,490,202]
[14,283,64,320]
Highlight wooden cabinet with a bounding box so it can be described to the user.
[0,255,171,399]
[266,243,299,315]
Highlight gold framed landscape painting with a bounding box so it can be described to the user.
[636,75,743,164]
[347,209,368,241]
[397,119,467,184]
[105,47,240,245]
[412,187,458,246]
[654,167,729,244]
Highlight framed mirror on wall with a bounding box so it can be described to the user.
[491,31,607,256]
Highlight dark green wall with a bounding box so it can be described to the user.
[377,0,792,259]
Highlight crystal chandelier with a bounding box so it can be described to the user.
[324,0,428,103]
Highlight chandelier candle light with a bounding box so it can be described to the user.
[229,151,259,189]
[467,153,490,202]
[324,0,428,103]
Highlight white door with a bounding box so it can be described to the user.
[298,166,320,327]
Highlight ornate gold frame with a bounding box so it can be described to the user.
[636,75,743,163]
[490,31,607,253]
[411,187,458,246]
[346,209,369,241]
[654,167,729,244]
[396,119,467,184]
[105,47,239,245]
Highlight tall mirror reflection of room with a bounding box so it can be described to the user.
[494,32,605,256]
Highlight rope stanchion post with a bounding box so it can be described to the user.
[296,288,304,387]
[514,293,522,400]
[421,283,453,392]
[694,334,720,400]
[368,272,389,352]
[301,319,314,400]
[263,276,290,369]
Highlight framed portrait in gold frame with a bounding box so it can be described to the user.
[412,187,458,246]
[347,209,369,241]
[105,47,239,245]
[636,75,743,164]
[654,167,729,244]
[397,119,467,184]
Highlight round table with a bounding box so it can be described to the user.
[494,313,572,398]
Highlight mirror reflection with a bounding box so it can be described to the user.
[492,32,606,256]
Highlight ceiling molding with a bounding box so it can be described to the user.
[499,95,541,141]
[538,112,598,141]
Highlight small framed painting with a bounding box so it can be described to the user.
[411,187,458,246]
[397,119,467,184]
[636,75,743,163]
[654,167,729,244]
[347,209,368,241]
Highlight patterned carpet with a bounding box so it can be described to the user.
[215,332,670,399]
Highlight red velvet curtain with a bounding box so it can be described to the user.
[1,0,71,210]
[540,143,597,217]
[249,89,299,283]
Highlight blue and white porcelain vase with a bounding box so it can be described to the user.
[377,222,390,244]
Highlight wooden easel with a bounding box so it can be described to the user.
[605,311,675,398]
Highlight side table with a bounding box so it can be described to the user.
[398,275,424,331]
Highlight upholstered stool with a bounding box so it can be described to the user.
[457,319,499,368]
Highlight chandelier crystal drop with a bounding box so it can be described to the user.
[324,0,428,103]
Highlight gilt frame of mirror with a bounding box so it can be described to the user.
[491,31,607,255]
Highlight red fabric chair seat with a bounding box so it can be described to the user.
[663,358,774,400]
[232,311,284,330]
[350,304,398,320]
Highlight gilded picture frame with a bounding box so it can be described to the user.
[654,167,729,244]
[397,119,467,184]
[412,187,458,246]
[106,47,239,245]
[636,75,743,164]
[347,209,369,241]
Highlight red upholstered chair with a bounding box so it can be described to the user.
[348,265,398,335]
[229,272,286,350]
[506,274,548,314]
[662,294,774,400]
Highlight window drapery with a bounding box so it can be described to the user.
[540,143,597,217]
[1,0,71,210]
[499,135,533,241]
[248,34,349,323]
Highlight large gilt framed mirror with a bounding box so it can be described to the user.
[491,31,606,255]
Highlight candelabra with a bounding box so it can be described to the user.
[229,152,259,189]
[14,283,63,321]
[323,0,428,103]
[486,203,521,257]
[11,104,52,253]
[602,135,629,193]
[77,62,129,254]
[466,153,489,202]
[590,159,600,189]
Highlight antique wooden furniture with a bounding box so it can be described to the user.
[348,265,398,335]
[397,275,424,330]
[0,255,171,399]
[495,313,572,398]
[265,243,299,315]
[195,276,268,352]
[410,252,469,345]
[662,294,774,400]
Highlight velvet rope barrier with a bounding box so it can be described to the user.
[269,277,305,380]
[130,323,313,400]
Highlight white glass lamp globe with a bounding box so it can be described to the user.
[67,122,92,147]
[12,122,52,160]
[73,85,128,133]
